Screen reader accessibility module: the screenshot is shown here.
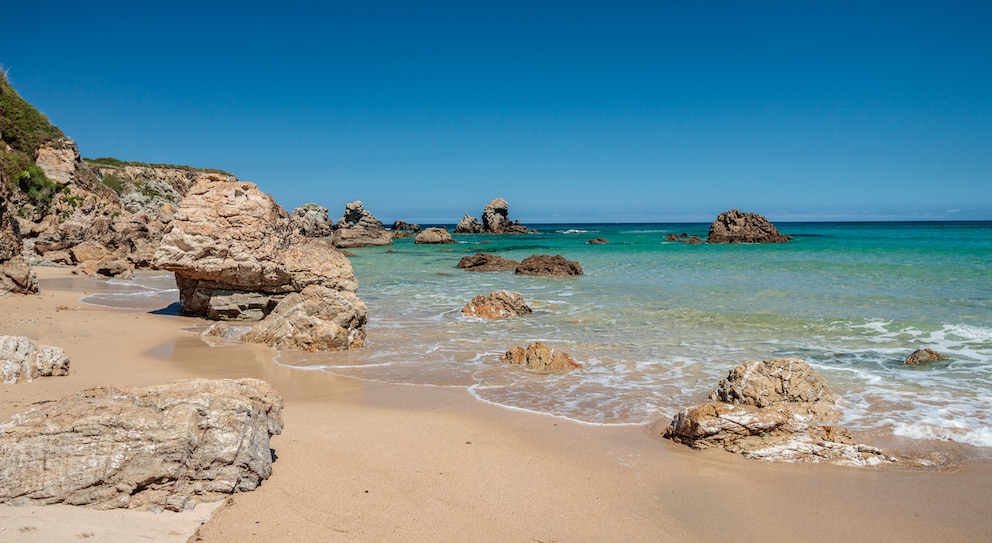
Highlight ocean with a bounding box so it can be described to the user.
[86,221,992,450]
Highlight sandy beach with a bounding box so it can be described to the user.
[1,266,991,542]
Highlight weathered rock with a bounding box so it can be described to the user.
[481,198,531,234]
[415,227,455,244]
[904,348,947,366]
[461,290,532,319]
[707,209,791,244]
[586,238,609,244]
[662,358,892,466]
[0,336,70,384]
[0,378,283,511]
[291,203,333,237]
[331,201,392,248]
[456,253,519,272]
[502,342,581,372]
[243,284,368,351]
[515,254,583,277]
[391,220,421,233]
[0,188,38,295]
[454,213,483,234]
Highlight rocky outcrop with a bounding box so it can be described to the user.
[0,336,70,383]
[455,198,532,234]
[291,203,333,237]
[0,379,283,511]
[707,209,791,244]
[454,213,483,234]
[456,253,519,272]
[153,180,367,350]
[390,220,421,239]
[331,200,392,248]
[242,284,368,351]
[904,348,946,366]
[515,254,583,277]
[502,342,581,372]
[415,227,455,244]
[0,196,38,295]
[662,358,892,465]
[461,290,532,319]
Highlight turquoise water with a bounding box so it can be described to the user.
[90,221,992,449]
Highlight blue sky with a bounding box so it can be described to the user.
[2,1,990,223]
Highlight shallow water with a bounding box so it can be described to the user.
[78,221,992,450]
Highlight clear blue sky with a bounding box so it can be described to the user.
[2,1,990,223]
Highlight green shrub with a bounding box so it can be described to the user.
[0,71,64,154]
[101,173,125,195]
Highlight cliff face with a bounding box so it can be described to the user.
[0,72,237,279]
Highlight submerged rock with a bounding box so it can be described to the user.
[456,252,519,272]
[662,358,892,466]
[904,348,947,366]
[461,290,532,319]
[707,209,791,244]
[502,342,581,372]
[0,378,283,511]
[515,254,583,277]
[0,336,70,384]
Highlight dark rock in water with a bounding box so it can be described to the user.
[414,227,455,244]
[455,198,533,234]
[904,348,947,366]
[461,290,532,319]
[707,209,791,244]
[662,358,892,466]
[502,341,581,372]
[457,252,519,272]
[391,220,421,233]
[586,238,609,244]
[665,233,680,241]
[515,254,583,277]
[684,236,704,244]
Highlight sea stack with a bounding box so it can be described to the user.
[706,209,791,243]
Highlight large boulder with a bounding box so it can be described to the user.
[461,290,532,319]
[415,227,455,244]
[904,347,946,366]
[331,200,392,248]
[0,379,283,511]
[662,358,891,465]
[502,342,581,372]
[706,209,791,244]
[515,254,583,277]
[243,285,368,351]
[456,252,519,272]
[153,180,366,350]
[0,336,70,383]
[291,203,333,237]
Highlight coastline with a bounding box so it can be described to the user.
[1,267,990,542]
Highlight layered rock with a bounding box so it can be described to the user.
[454,213,483,234]
[706,209,791,244]
[0,336,70,383]
[291,203,333,237]
[904,348,946,366]
[461,290,532,319]
[415,227,455,244]
[515,254,583,277]
[662,358,891,465]
[0,378,283,511]
[331,200,392,248]
[502,342,581,372]
[153,180,366,350]
[242,285,368,351]
[456,252,519,272]
[454,198,532,234]
[0,192,38,294]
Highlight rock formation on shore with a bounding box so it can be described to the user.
[456,253,519,272]
[454,198,532,234]
[153,180,367,350]
[461,290,532,319]
[0,335,70,383]
[662,358,892,465]
[292,203,333,237]
[515,254,583,277]
[0,188,37,294]
[502,342,581,372]
[0,378,283,511]
[331,200,392,248]
[706,209,791,243]
[415,227,455,244]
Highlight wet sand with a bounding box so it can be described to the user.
[1,266,991,542]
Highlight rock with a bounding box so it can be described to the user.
[456,253,519,272]
[414,227,455,244]
[453,213,483,234]
[243,284,368,351]
[707,209,791,244]
[152,181,367,350]
[481,198,531,234]
[331,201,392,248]
[0,336,70,383]
[291,203,333,237]
[586,238,609,244]
[502,342,581,372]
[0,191,38,295]
[0,378,283,511]
[904,348,947,366]
[515,254,583,277]
[461,290,532,319]
[662,358,892,466]
[391,220,421,233]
